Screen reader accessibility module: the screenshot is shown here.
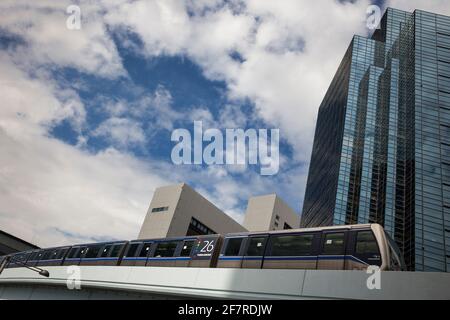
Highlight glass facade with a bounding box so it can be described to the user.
[302,8,450,272]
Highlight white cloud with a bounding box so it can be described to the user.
[93,117,146,148]
[0,54,167,246]
[103,0,373,163]
[0,53,85,137]
[0,0,125,78]
[0,52,272,247]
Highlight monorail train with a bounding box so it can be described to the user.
[0,224,406,272]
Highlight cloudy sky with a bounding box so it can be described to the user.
[1,0,450,247]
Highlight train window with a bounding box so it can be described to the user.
[14,253,26,264]
[67,247,79,259]
[36,251,44,261]
[125,243,140,257]
[386,233,405,270]
[53,249,61,260]
[101,245,113,258]
[271,234,313,256]
[180,241,195,257]
[78,247,88,258]
[41,250,52,261]
[154,242,178,257]
[110,244,124,258]
[50,249,58,260]
[138,242,153,257]
[85,245,103,259]
[322,233,345,255]
[224,238,244,256]
[50,250,59,260]
[22,252,31,262]
[355,231,379,255]
[57,248,69,259]
[245,237,267,256]
[28,252,38,261]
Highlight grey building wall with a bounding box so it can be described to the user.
[138,183,246,239]
[0,230,39,256]
[243,194,300,232]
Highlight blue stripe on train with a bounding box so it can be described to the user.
[219,255,369,264]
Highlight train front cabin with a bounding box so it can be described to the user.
[217,223,405,270]
[0,224,406,272]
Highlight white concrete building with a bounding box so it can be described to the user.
[138,183,247,239]
[243,194,300,232]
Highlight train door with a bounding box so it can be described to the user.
[110,242,127,266]
[216,236,246,268]
[80,244,105,266]
[63,246,84,266]
[24,251,39,267]
[36,250,53,267]
[134,242,153,266]
[121,242,143,266]
[317,231,347,270]
[48,247,69,266]
[175,239,195,267]
[147,241,179,267]
[242,235,268,269]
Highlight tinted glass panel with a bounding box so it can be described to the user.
[77,247,88,258]
[224,238,243,256]
[355,231,379,255]
[154,242,178,257]
[139,242,152,257]
[85,245,103,259]
[55,248,68,260]
[245,237,267,256]
[50,250,59,260]
[180,241,194,257]
[41,250,52,260]
[35,251,44,261]
[322,233,345,255]
[110,244,124,258]
[125,243,140,257]
[28,252,38,261]
[271,234,313,256]
[101,245,113,258]
[67,247,79,259]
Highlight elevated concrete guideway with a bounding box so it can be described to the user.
[1,266,449,299]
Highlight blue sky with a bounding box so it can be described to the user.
[1,0,449,247]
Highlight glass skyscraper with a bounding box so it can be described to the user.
[301,8,450,272]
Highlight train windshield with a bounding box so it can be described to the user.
[385,232,406,271]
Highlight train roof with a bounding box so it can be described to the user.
[68,239,127,247]
[129,235,201,243]
[224,223,377,237]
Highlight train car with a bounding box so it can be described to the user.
[63,241,127,266]
[217,224,405,271]
[119,235,222,268]
[146,234,222,268]
[2,223,405,272]
[121,240,151,266]
[62,245,87,266]
[145,236,197,267]
[33,246,71,267]
[3,251,32,269]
